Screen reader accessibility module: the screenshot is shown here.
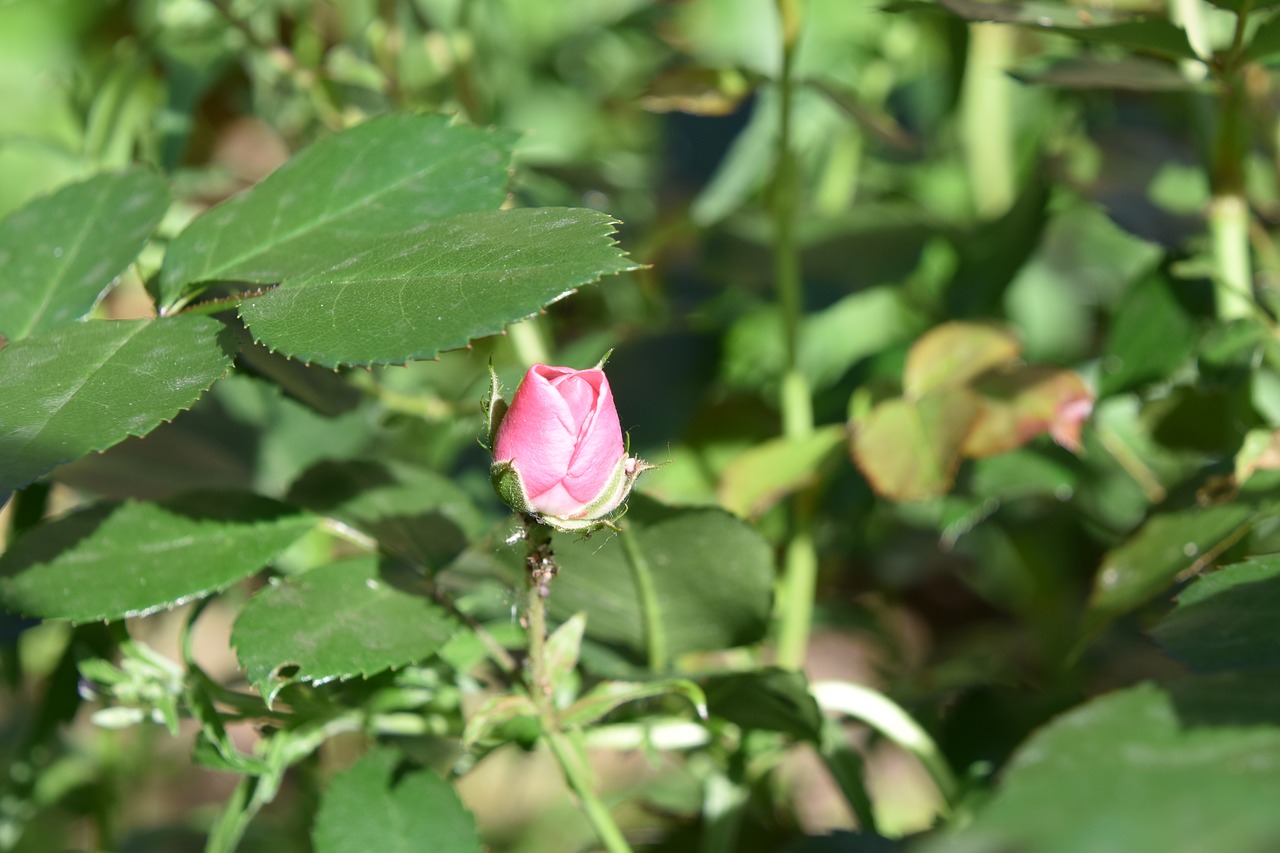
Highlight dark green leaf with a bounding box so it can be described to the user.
[702,668,823,742]
[1151,555,1280,672]
[158,114,515,311]
[1245,13,1280,62]
[0,492,315,622]
[0,317,235,494]
[239,208,638,367]
[312,746,479,853]
[287,460,486,572]
[0,168,169,340]
[1100,270,1197,396]
[547,495,774,665]
[931,683,1280,853]
[231,556,459,703]
[1083,504,1256,639]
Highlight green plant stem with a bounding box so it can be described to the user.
[961,23,1016,219]
[1211,4,1256,320]
[812,680,960,813]
[620,527,667,672]
[521,519,633,853]
[508,317,552,367]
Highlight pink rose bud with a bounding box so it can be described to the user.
[489,363,647,531]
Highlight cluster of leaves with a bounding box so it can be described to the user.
[5,0,1280,851]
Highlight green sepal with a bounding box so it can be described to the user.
[482,362,507,450]
[490,460,532,515]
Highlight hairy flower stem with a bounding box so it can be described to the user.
[520,517,633,853]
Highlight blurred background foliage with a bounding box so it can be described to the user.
[5,0,1280,850]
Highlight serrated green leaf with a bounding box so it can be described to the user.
[231,556,459,703]
[560,678,708,729]
[0,168,169,340]
[0,492,316,622]
[546,495,773,665]
[929,683,1280,853]
[239,207,638,367]
[158,114,515,311]
[1083,504,1256,639]
[1151,555,1280,672]
[1099,270,1197,396]
[313,746,480,853]
[0,317,235,494]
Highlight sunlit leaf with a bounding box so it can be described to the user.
[560,678,708,729]
[904,323,1020,398]
[0,492,315,622]
[718,425,847,518]
[0,168,169,340]
[0,317,235,495]
[158,114,515,311]
[231,556,459,704]
[239,208,638,367]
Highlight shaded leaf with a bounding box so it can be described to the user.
[239,208,638,367]
[231,556,459,704]
[1099,269,1197,397]
[1083,504,1256,638]
[158,114,515,311]
[313,746,479,853]
[287,460,486,572]
[718,425,847,519]
[1013,56,1202,92]
[930,684,1280,853]
[547,496,774,664]
[560,678,708,729]
[702,668,823,742]
[0,492,315,622]
[0,168,169,340]
[852,389,982,502]
[0,317,235,494]
[904,323,1020,398]
[1151,555,1280,672]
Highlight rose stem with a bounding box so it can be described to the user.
[771,0,820,672]
[520,516,634,853]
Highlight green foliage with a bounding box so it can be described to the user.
[5,0,1280,850]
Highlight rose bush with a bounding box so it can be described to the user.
[489,363,647,531]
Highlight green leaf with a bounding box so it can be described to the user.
[904,323,1021,398]
[1244,13,1280,62]
[158,114,515,311]
[312,746,480,853]
[1151,555,1280,672]
[560,678,708,729]
[546,496,774,665]
[852,389,981,502]
[798,286,927,390]
[462,694,540,747]
[1012,56,1202,92]
[287,460,486,573]
[964,366,1094,457]
[544,612,588,698]
[1083,504,1256,639]
[933,683,1280,853]
[0,317,235,494]
[702,668,824,742]
[0,168,169,340]
[231,556,459,703]
[0,492,316,622]
[238,207,637,367]
[1099,269,1197,396]
[717,425,847,519]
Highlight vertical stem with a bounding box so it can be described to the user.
[772,0,818,672]
[961,23,1016,219]
[508,318,552,367]
[520,518,633,853]
[1211,9,1255,321]
[620,528,668,672]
